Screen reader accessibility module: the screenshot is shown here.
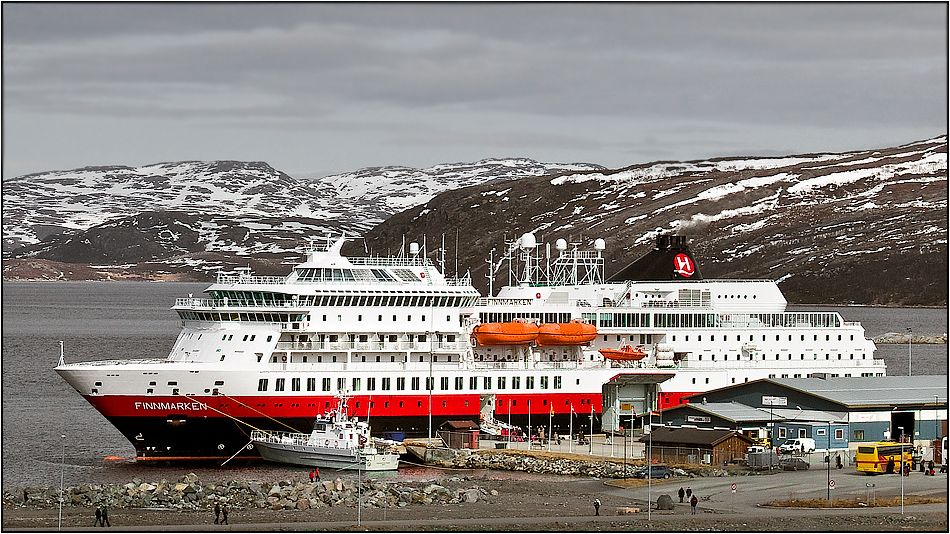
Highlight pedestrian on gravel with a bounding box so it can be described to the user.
[886,457,895,474]
[593,498,601,516]
[678,487,685,503]
[690,495,698,515]
[94,506,102,527]
[685,486,692,499]
[221,502,229,525]
[101,505,110,527]
[309,470,314,482]
[214,501,221,524]
[314,468,320,480]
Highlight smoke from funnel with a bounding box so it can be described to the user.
[674,214,713,235]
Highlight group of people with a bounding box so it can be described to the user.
[92,506,109,527]
[678,486,699,514]
[308,469,321,482]
[213,500,229,525]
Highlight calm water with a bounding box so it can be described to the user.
[2,282,946,489]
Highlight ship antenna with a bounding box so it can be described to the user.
[58,340,65,366]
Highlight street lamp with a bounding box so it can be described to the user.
[897,426,904,515]
[59,434,65,531]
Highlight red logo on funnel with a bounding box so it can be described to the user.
[674,253,695,277]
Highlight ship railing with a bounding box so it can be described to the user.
[475,297,540,306]
[275,341,470,352]
[216,273,288,285]
[56,358,173,367]
[347,257,435,267]
[250,429,309,445]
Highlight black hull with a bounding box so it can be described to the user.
[107,413,603,461]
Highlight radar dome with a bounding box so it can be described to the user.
[519,232,537,249]
[594,238,606,251]
[555,238,568,251]
[409,242,420,255]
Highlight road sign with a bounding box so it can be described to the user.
[731,482,737,493]
[829,479,835,489]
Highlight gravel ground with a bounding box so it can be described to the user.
[3,476,947,531]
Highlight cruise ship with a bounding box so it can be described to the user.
[55,233,884,461]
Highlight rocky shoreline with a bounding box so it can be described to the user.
[872,332,947,344]
[2,472,498,512]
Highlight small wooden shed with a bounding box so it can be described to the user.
[438,420,480,449]
[640,426,755,465]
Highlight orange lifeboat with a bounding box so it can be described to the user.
[473,320,539,345]
[599,345,648,361]
[536,320,597,346]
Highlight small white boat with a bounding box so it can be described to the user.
[250,393,399,471]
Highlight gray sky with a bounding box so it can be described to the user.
[3,3,947,180]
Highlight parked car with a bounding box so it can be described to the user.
[778,438,816,455]
[633,465,672,479]
[779,457,810,471]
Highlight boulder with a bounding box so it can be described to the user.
[656,494,674,510]
[463,489,479,503]
[296,498,309,510]
[334,478,344,492]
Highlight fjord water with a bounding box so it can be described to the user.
[2,282,946,489]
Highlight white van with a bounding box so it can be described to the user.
[778,438,816,454]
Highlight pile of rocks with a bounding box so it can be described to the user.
[2,473,497,512]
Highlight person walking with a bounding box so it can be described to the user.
[214,501,221,524]
[309,470,314,482]
[678,487,685,503]
[101,505,110,527]
[593,498,601,516]
[685,486,692,499]
[221,502,229,525]
[690,495,698,515]
[94,506,102,527]
[314,468,320,481]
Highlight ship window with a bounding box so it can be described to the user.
[367,377,375,391]
[149,381,156,386]
[498,377,506,389]
[412,377,420,390]
[337,378,345,391]
[382,377,391,390]
[540,376,549,389]
[275,378,285,391]
[418,401,422,408]
[307,378,316,391]
[526,376,534,389]
[483,376,492,389]
[167,381,178,386]
[397,377,406,390]
[469,376,477,390]
[322,378,330,391]
[512,377,521,389]
[554,376,562,389]
[352,378,361,391]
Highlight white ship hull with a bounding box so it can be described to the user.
[55,234,884,461]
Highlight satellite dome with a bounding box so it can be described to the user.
[594,238,606,251]
[555,238,568,251]
[519,232,537,249]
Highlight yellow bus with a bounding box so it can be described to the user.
[855,442,912,474]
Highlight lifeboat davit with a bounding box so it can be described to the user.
[473,320,539,345]
[599,345,648,361]
[536,320,597,346]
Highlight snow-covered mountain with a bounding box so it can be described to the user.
[356,136,947,306]
[2,158,602,277]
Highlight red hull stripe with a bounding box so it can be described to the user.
[85,393,605,419]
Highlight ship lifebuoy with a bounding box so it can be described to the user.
[325,440,330,447]
[420,273,425,278]
[536,292,541,299]
[282,355,287,362]
[334,440,339,448]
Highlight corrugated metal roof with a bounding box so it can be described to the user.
[771,376,947,407]
[640,426,754,446]
[681,402,846,423]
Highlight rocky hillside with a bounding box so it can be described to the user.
[353,136,947,306]
[2,159,600,279]
[2,137,946,305]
